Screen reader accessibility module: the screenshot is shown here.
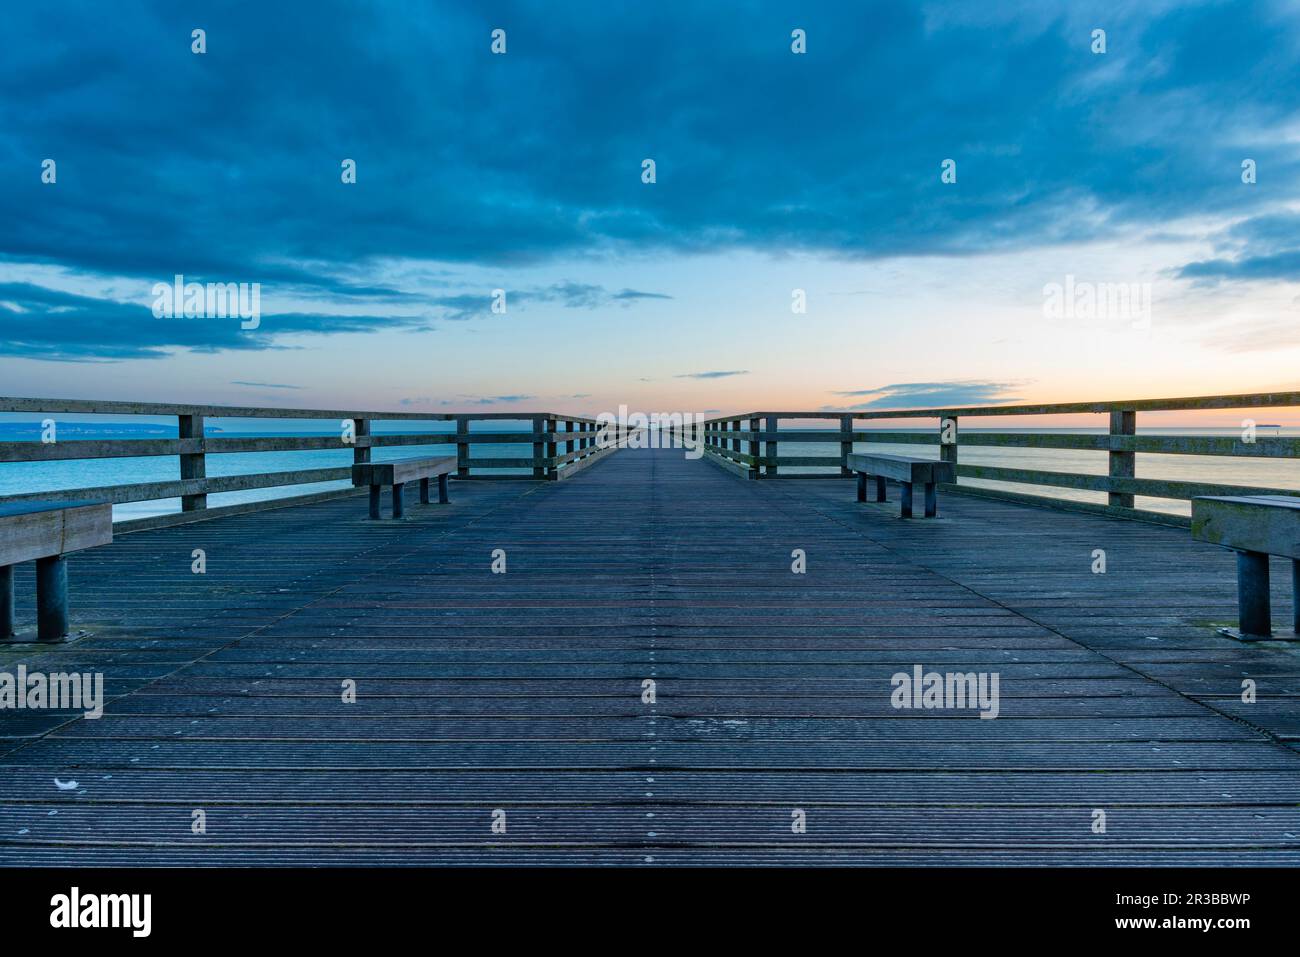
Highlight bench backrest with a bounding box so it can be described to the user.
[1191,495,1300,559]
[846,453,956,485]
[352,455,457,487]
[0,501,113,566]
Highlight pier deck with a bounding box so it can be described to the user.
[3,447,1300,865]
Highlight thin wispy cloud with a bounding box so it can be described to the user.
[675,370,750,380]
[230,380,302,390]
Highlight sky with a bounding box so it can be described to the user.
[2,0,1300,426]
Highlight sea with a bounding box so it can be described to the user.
[0,421,1297,521]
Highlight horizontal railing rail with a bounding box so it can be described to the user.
[0,397,628,523]
[693,391,1300,523]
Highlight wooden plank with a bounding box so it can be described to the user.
[0,501,112,564]
[846,453,955,484]
[351,456,457,487]
[1191,495,1300,558]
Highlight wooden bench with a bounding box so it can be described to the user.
[352,456,456,520]
[1192,495,1300,640]
[1,500,112,643]
[847,453,956,518]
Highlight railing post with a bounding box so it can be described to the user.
[532,415,548,479]
[455,416,470,478]
[1108,410,1136,509]
[548,418,559,478]
[839,414,853,476]
[565,420,575,469]
[353,417,370,465]
[940,416,958,471]
[763,415,777,478]
[731,420,740,457]
[748,416,761,479]
[178,413,206,511]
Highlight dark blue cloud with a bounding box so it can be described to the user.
[1176,212,1300,282]
[0,281,428,360]
[2,0,1298,358]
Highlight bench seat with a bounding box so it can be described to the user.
[847,453,956,518]
[352,456,456,520]
[1192,495,1300,639]
[1,500,112,642]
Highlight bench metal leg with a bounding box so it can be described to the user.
[924,482,937,518]
[392,482,404,520]
[856,473,866,503]
[1293,559,1299,635]
[0,565,13,639]
[438,473,449,504]
[900,482,913,519]
[420,477,430,505]
[368,485,381,520]
[35,555,69,643]
[1236,550,1271,638]
[874,476,886,503]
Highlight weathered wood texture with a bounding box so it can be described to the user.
[351,456,457,488]
[0,502,113,566]
[847,453,956,485]
[3,449,1300,865]
[1192,496,1300,559]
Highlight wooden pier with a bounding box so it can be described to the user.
[4,444,1300,865]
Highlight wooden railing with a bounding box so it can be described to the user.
[698,392,1300,524]
[0,397,622,524]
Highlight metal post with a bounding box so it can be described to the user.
[179,413,206,511]
[35,554,69,642]
[1293,559,1299,635]
[856,473,866,503]
[875,476,887,502]
[0,565,13,639]
[419,477,430,504]
[901,482,914,519]
[924,482,938,518]
[1108,410,1136,509]
[438,473,449,504]
[392,482,404,519]
[1237,550,1271,638]
[368,485,381,520]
